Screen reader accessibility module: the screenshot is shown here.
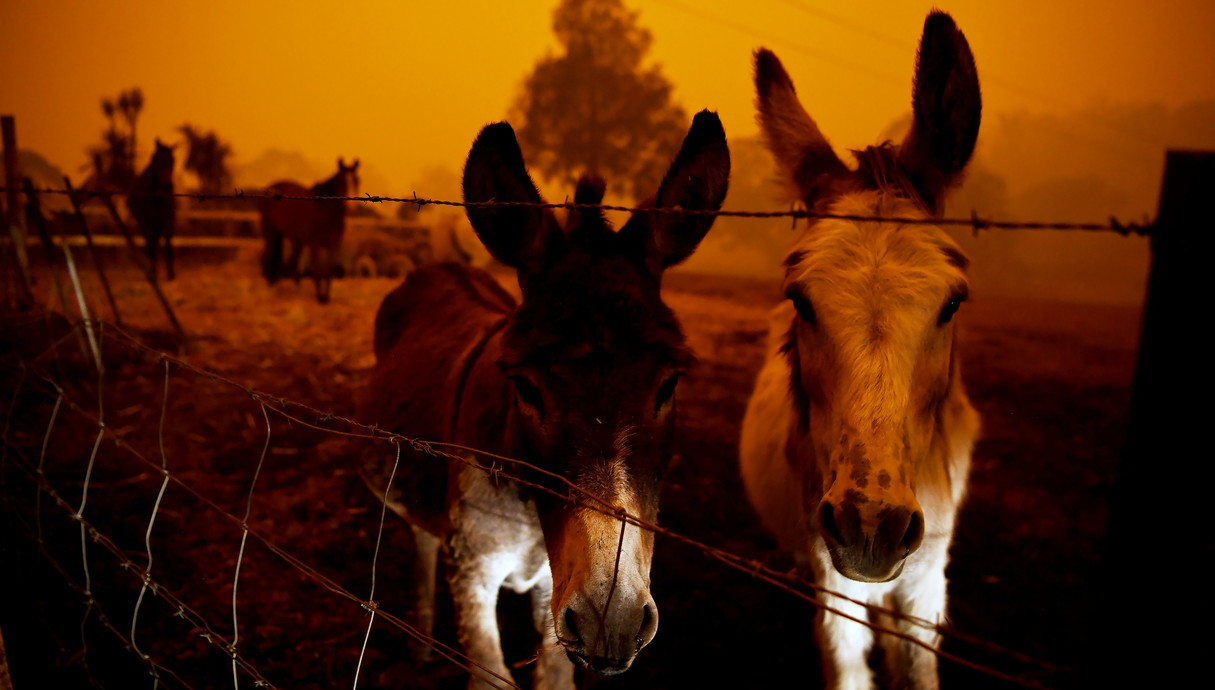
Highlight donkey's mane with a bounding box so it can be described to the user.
[850,142,928,215]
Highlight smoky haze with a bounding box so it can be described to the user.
[681,99,1215,306]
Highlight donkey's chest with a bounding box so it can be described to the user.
[451,462,550,591]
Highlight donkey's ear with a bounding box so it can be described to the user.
[754,49,848,207]
[897,10,982,214]
[462,122,558,272]
[623,110,730,273]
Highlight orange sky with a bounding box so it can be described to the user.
[3,0,1214,198]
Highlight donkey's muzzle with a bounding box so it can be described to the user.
[557,591,658,675]
[818,498,925,583]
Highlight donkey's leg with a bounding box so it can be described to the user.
[409,524,440,664]
[447,537,516,690]
[887,539,950,690]
[528,569,574,690]
[814,553,877,690]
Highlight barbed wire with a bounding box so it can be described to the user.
[4,185,1154,236]
[9,315,1069,687]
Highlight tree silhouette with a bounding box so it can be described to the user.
[510,0,688,201]
[87,88,144,191]
[118,88,144,166]
[178,124,233,195]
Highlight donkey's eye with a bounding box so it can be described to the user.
[938,292,967,325]
[655,374,682,413]
[786,289,816,326]
[511,376,545,416]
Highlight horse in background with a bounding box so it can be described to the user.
[260,158,360,303]
[127,139,177,281]
[739,11,982,689]
[360,111,729,688]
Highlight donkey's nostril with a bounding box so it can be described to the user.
[564,607,582,645]
[819,500,843,545]
[901,510,925,556]
[636,602,658,651]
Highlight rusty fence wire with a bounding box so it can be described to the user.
[3,185,1155,236]
[0,310,1071,690]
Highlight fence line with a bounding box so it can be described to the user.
[98,323,1063,678]
[2,438,272,689]
[4,185,1154,236]
[7,363,524,690]
[0,315,1066,689]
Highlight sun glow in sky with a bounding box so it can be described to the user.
[3,0,1214,198]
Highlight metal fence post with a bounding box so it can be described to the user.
[1091,150,1214,684]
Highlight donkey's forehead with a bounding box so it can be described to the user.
[785,191,969,299]
[503,253,689,369]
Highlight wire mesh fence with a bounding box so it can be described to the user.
[0,183,1146,689]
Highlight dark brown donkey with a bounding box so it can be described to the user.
[361,111,729,689]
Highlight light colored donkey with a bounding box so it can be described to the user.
[739,10,982,690]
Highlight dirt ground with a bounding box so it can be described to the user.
[0,244,1141,689]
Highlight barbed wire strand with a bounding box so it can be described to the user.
[4,185,1153,236]
[8,314,1064,685]
[16,339,906,690]
[18,360,1051,690]
[85,318,1067,683]
[6,315,1062,688]
[143,333,1063,682]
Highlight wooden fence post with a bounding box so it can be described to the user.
[1090,150,1214,684]
[2,115,34,309]
[63,178,123,327]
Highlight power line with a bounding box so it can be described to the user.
[649,0,904,86]
[771,0,1163,157]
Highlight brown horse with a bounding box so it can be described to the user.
[260,158,359,303]
[739,11,982,690]
[361,112,729,688]
[126,139,177,281]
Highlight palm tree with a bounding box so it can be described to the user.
[119,88,144,167]
[179,123,233,196]
[101,98,117,142]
